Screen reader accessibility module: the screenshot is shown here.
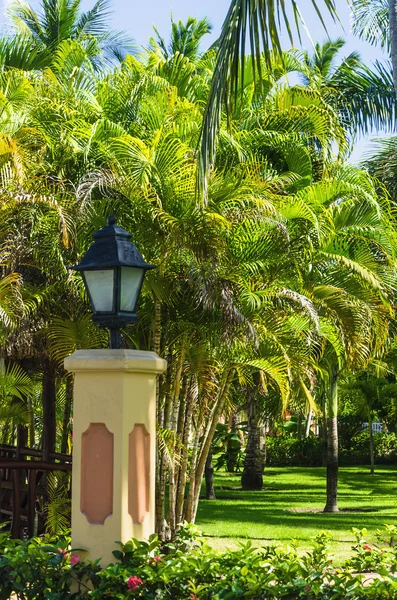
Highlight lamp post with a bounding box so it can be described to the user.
[64,216,166,565]
[72,216,154,349]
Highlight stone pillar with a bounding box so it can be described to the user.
[64,349,167,565]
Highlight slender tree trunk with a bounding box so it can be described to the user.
[153,299,167,539]
[168,344,186,538]
[190,369,235,522]
[155,358,170,540]
[16,424,28,456]
[324,365,339,513]
[175,377,196,525]
[184,396,205,523]
[261,425,266,468]
[153,299,162,423]
[205,450,216,499]
[369,412,375,475]
[321,415,327,467]
[156,458,167,539]
[389,0,397,94]
[2,420,10,444]
[61,375,73,454]
[42,365,56,460]
[297,413,303,440]
[242,389,265,491]
[305,409,313,438]
[27,397,35,448]
[226,412,239,472]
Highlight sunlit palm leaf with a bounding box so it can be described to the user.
[198,0,339,201]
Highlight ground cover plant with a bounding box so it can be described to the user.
[196,466,397,561]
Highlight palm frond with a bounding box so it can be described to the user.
[351,0,389,51]
[198,0,339,201]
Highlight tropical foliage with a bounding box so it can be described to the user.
[4,526,397,599]
[1,0,397,541]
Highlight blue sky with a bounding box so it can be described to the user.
[1,0,391,159]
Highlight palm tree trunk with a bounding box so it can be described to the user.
[27,397,35,448]
[205,450,216,499]
[155,457,167,539]
[369,412,375,475]
[242,389,265,491]
[175,376,196,525]
[190,369,235,522]
[153,298,162,423]
[389,0,397,93]
[60,375,73,454]
[321,415,327,467]
[324,365,339,513]
[226,411,239,472]
[167,344,186,538]
[42,365,56,460]
[305,409,313,438]
[2,420,11,444]
[184,396,205,523]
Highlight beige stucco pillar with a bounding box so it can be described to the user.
[64,349,167,565]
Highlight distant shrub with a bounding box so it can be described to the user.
[266,431,397,467]
[340,431,397,465]
[266,435,323,466]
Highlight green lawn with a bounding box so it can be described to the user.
[195,466,397,561]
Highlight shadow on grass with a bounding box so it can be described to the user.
[195,466,397,545]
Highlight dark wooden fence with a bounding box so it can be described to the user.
[0,444,72,538]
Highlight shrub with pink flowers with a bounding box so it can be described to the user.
[3,525,397,598]
[127,575,143,590]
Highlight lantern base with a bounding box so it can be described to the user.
[110,329,121,349]
[92,314,137,348]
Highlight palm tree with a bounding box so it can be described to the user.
[301,169,396,511]
[340,374,397,474]
[300,38,397,137]
[363,137,397,202]
[150,16,212,61]
[197,0,339,197]
[351,0,389,51]
[1,0,134,70]
[351,0,397,97]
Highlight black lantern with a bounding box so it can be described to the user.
[72,216,154,349]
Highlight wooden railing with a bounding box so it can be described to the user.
[0,444,72,538]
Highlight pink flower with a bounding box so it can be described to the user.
[363,544,372,551]
[127,576,143,590]
[153,556,162,562]
[70,553,80,565]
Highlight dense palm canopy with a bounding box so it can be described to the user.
[1,0,397,536]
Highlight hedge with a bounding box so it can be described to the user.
[3,525,397,598]
[266,431,397,467]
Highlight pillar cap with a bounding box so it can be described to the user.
[64,349,167,374]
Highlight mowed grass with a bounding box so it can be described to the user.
[195,466,397,561]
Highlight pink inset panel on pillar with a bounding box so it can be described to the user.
[128,424,150,524]
[81,423,114,524]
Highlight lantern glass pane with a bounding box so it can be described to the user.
[120,267,144,312]
[84,269,115,312]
